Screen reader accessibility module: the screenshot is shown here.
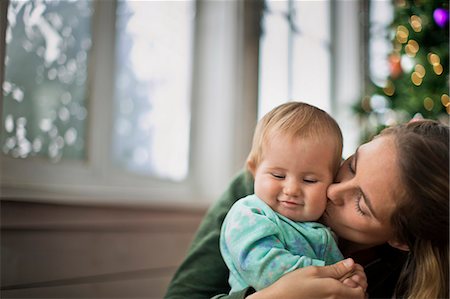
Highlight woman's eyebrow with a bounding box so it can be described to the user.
[355,148,378,218]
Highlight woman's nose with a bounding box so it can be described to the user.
[327,182,345,205]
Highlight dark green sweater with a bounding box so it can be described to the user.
[164,170,407,299]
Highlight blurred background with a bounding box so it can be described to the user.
[0,0,448,298]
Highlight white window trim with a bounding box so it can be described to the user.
[0,0,259,208]
[331,0,363,158]
[0,0,6,97]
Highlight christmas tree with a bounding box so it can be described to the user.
[355,0,449,141]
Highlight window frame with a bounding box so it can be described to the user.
[330,0,365,158]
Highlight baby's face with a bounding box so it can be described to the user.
[251,134,338,222]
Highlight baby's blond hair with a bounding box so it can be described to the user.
[246,101,343,175]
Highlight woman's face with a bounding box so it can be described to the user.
[322,135,404,249]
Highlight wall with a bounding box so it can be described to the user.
[1,200,206,298]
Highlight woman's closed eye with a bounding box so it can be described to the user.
[354,197,367,216]
[348,156,356,174]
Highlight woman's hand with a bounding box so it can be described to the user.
[247,258,366,299]
[341,262,367,292]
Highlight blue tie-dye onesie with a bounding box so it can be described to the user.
[219,194,343,293]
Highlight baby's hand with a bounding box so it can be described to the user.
[340,262,367,292]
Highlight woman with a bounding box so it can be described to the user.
[164,120,449,299]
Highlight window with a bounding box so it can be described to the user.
[369,1,394,88]
[113,0,194,181]
[258,0,331,118]
[258,0,362,157]
[1,1,259,205]
[2,0,92,162]
[2,0,193,181]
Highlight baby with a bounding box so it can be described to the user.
[220,102,365,293]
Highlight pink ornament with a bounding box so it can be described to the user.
[433,8,449,28]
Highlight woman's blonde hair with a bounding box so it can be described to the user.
[381,120,449,299]
[246,101,343,175]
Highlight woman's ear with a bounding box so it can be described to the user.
[388,239,409,251]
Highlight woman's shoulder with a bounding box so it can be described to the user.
[205,170,254,221]
[227,170,255,198]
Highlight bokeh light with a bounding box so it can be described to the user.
[410,15,422,32]
[423,97,434,111]
[395,25,409,44]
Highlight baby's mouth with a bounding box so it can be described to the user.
[279,199,304,207]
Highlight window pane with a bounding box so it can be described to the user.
[258,0,331,118]
[113,0,194,181]
[291,0,331,112]
[1,0,93,162]
[369,0,394,87]
[258,0,290,119]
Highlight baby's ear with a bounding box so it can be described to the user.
[388,239,409,251]
[247,160,256,176]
